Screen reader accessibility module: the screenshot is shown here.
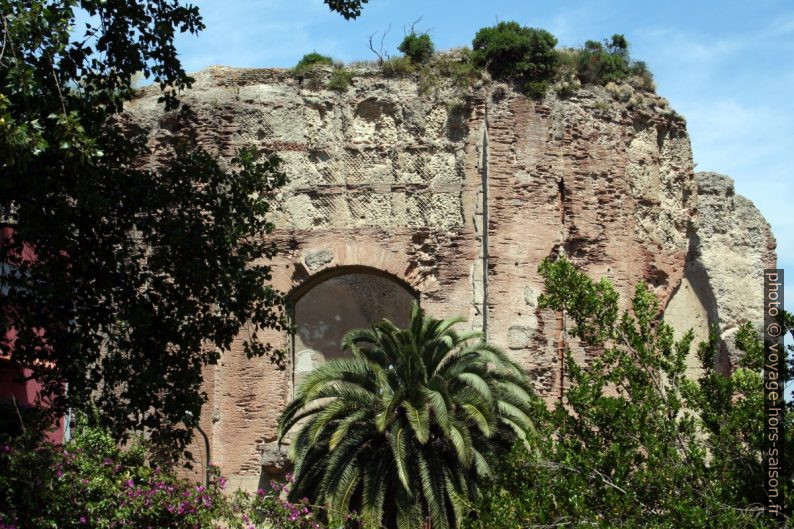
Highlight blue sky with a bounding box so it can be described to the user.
[174,0,794,314]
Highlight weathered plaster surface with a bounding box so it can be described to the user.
[665,172,777,372]
[128,65,775,488]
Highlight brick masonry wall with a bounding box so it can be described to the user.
[128,65,776,489]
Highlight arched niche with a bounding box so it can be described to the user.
[289,267,418,390]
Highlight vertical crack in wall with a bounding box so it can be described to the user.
[481,106,490,340]
[558,178,566,224]
[557,177,567,401]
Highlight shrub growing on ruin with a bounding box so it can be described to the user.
[293,52,334,75]
[629,59,656,91]
[381,55,416,76]
[433,48,482,88]
[576,34,654,89]
[398,32,435,64]
[327,66,354,92]
[471,21,557,95]
[465,257,793,529]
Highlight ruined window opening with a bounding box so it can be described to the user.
[289,268,417,395]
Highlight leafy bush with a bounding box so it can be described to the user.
[629,59,656,91]
[0,423,222,528]
[0,418,330,529]
[327,66,353,92]
[552,48,581,97]
[471,21,557,89]
[576,34,653,89]
[523,80,549,100]
[229,477,334,529]
[293,52,334,75]
[466,257,793,529]
[398,32,435,64]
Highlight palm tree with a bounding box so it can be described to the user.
[277,303,539,529]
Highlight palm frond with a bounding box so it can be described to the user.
[389,421,413,493]
[403,400,430,444]
[395,484,423,529]
[330,409,370,450]
[417,451,450,529]
[422,386,451,431]
[361,454,389,528]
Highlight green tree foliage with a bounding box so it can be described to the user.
[466,257,792,529]
[278,303,541,529]
[0,0,368,451]
[576,33,653,88]
[471,21,557,96]
[398,32,435,64]
[0,0,287,451]
[323,0,368,20]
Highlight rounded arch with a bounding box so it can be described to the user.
[288,266,418,394]
[279,242,435,299]
[287,264,419,306]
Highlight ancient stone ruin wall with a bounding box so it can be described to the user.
[664,172,777,374]
[127,65,775,489]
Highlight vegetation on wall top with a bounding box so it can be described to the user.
[293,52,335,75]
[291,21,655,100]
[471,21,558,97]
[398,31,435,64]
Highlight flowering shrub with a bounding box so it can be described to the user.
[0,420,333,529]
[228,477,323,529]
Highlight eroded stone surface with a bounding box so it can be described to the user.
[663,274,710,378]
[303,249,334,271]
[663,172,776,370]
[126,66,774,488]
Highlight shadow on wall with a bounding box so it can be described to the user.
[291,271,417,388]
